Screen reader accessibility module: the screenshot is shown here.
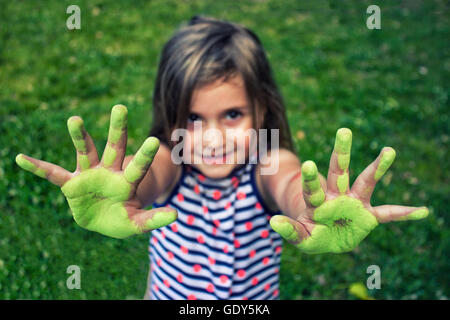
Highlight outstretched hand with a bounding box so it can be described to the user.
[16,105,177,239]
[270,128,429,254]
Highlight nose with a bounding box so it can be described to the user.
[202,122,224,155]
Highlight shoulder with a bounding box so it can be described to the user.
[254,148,301,211]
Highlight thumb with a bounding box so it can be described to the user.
[269,215,310,246]
[133,207,178,233]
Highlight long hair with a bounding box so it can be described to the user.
[149,15,295,154]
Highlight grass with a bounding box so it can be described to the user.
[0,0,448,299]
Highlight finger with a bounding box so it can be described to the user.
[124,137,160,184]
[302,160,326,208]
[351,147,396,204]
[67,116,99,171]
[15,153,72,187]
[372,205,429,223]
[102,104,128,170]
[327,128,352,197]
[270,215,310,246]
[131,206,178,233]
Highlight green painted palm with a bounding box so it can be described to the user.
[270,128,429,254]
[16,105,177,239]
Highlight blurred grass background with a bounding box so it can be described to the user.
[0,0,448,299]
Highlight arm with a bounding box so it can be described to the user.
[258,129,429,254]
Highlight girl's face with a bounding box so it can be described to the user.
[182,74,255,179]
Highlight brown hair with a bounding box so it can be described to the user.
[149,15,295,153]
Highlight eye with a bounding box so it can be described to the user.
[226,110,242,120]
[187,113,201,123]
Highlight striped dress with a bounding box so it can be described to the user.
[147,160,283,300]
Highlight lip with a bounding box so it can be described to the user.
[198,151,233,165]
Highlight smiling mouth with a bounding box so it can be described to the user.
[200,152,233,165]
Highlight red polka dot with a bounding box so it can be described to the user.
[225,202,231,209]
[171,223,178,233]
[264,283,270,291]
[243,296,248,300]
[161,231,166,239]
[275,268,279,273]
[237,269,246,278]
[213,190,221,200]
[231,176,238,183]
[251,277,259,285]
[167,252,174,260]
[273,289,279,296]
[206,283,214,293]
[187,294,197,300]
[177,193,184,201]
[261,230,269,238]
[202,206,208,214]
[249,250,256,258]
[187,215,195,225]
[237,192,246,200]
[198,174,206,181]
[213,220,220,227]
[152,237,157,244]
[208,257,215,265]
[245,222,253,231]
[262,257,270,265]
[193,264,202,272]
[255,202,262,210]
[220,275,228,284]
[197,235,205,244]
[212,227,217,235]
[194,185,200,194]
[157,259,162,267]
[177,274,183,282]
[163,279,170,287]
[234,240,241,248]
[180,246,189,254]
[153,284,159,292]
[223,245,229,253]
[275,246,282,254]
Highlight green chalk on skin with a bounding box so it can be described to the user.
[15,154,46,178]
[335,128,352,170]
[301,160,325,206]
[124,137,159,183]
[108,105,128,144]
[145,211,177,230]
[67,117,87,153]
[337,172,349,193]
[78,154,90,170]
[374,148,396,180]
[270,216,300,242]
[396,207,429,221]
[302,161,318,181]
[103,146,117,167]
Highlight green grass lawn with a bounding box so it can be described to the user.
[0,0,448,299]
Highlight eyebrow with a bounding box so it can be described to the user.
[190,105,250,115]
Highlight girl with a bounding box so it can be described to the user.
[16,16,429,300]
